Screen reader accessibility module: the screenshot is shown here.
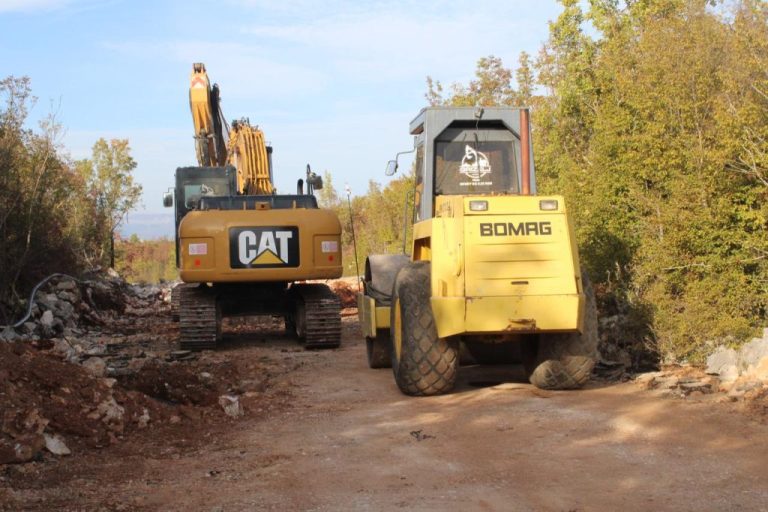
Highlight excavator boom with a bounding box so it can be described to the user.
[189,63,273,195]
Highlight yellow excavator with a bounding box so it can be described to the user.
[165,63,343,350]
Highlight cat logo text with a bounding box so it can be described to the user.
[229,227,300,268]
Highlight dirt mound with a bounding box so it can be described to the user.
[0,341,175,464]
[329,278,359,309]
[117,355,273,407]
[0,340,293,465]
[0,270,295,467]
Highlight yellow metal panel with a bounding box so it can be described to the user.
[429,218,461,296]
[431,297,466,338]
[462,195,566,215]
[464,295,584,333]
[375,306,390,329]
[313,235,341,268]
[180,237,215,270]
[463,200,578,297]
[357,294,376,338]
[412,220,432,240]
[179,208,343,283]
[431,294,584,337]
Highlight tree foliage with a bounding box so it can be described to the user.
[0,76,141,321]
[425,0,768,363]
[76,138,142,266]
[323,173,415,278]
[115,235,177,284]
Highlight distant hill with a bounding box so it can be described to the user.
[119,212,175,240]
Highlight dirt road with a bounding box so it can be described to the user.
[4,315,768,511]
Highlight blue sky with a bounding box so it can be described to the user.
[0,0,562,237]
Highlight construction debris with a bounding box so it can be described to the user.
[0,270,301,465]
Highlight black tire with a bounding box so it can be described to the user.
[366,329,391,369]
[390,261,458,396]
[522,271,598,390]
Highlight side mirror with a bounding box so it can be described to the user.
[162,192,173,208]
[385,160,398,176]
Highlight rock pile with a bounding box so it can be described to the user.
[635,369,720,399]
[2,270,173,340]
[0,341,175,464]
[633,329,768,412]
[706,329,768,393]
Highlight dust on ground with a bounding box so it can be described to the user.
[1,276,768,511]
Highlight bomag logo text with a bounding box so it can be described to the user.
[480,221,552,237]
[229,227,299,268]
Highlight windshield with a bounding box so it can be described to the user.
[434,127,520,195]
[181,177,232,209]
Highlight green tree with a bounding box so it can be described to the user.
[77,138,142,268]
[427,55,517,107]
[0,76,101,319]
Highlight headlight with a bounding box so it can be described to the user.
[469,200,488,211]
[539,199,558,211]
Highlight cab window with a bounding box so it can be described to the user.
[434,127,520,196]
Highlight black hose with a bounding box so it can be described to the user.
[0,273,82,329]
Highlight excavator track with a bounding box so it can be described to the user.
[171,283,195,322]
[179,285,220,351]
[291,283,341,349]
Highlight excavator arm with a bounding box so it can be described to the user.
[188,63,273,194]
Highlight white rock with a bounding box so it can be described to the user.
[96,397,125,423]
[82,357,107,377]
[0,326,18,342]
[745,357,768,381]
[738,337,768,375]
[56,291,77,303]
[138,408,150,428]
[218,395,243,418]
[44,433,71,456]
[40,310,54,327]
[706,346,739,382]
[56,280,77,291]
